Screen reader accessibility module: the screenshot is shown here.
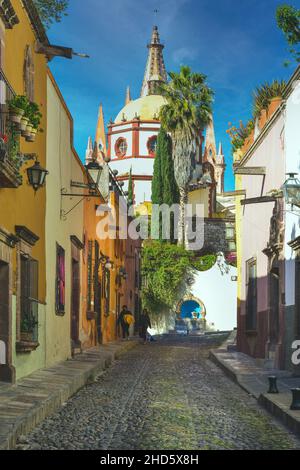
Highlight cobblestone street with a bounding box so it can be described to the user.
[19,336,300,450]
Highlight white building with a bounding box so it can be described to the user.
[86,25,226,207]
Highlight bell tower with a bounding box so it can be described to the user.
[140,25,168,97]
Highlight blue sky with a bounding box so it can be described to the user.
[47,0,300,190]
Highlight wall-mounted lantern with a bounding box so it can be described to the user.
[85,143,103,192]
[282,173,300,208]
[27,160,49,191]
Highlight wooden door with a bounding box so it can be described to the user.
[0,261,9,374]
[71,259,80,344]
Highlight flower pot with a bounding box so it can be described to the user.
[26,128,37,143]
[267,96,282,118]
[20,331,33,342]
[9,106,24,124]
[23,123,33,139]
[20,116,30,134]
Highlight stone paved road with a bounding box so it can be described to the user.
[19,336,300,450]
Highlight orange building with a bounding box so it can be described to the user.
[81,177,142,347]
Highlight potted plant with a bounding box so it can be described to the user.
[8,95,28,126]
[25,102,42,142]
[20,313,38,342]
[20,115,30,134]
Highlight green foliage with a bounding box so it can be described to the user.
[160,129,180,206]
[33,0,69,29]
[21,313,38,333]
[141,241,193,315]
[151,135,163,206]
[8,95,29,112]
[276,4,300,63]
[7,123,20,162]
[192,254,217,271]
[253,80,286,118]
[152,129,180,241]
[128,166,134,205]
[227,119,254,155]
[26,102,43,130]
[142,242,218,317]
[159,65,213,245]
[159,65,213,190]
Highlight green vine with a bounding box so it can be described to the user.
[142,241,218,316]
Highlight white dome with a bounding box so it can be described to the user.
[115,95,166,123]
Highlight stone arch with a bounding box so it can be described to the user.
[176,294,206,319]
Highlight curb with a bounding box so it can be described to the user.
[210,347,300,436]
[0,340,138,450]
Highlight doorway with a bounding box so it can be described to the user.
[269,262,280,344]
[0,261,9,380]
[71,258,80,348]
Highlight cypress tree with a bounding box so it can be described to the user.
[151,131,164,240]
[152,128,180,242]
[151,136,163,205]
[160,128,179,242]
[128,166,134,205]
[161,130,180,206]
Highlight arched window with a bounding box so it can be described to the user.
[115,137,128,158]
[147,136,157,156]
[24,46,34,102]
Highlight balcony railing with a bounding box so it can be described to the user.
[0,68,22,188]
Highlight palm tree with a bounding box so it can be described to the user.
[159,65,213,247]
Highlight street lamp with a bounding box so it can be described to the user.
[282,173,300,208]
[27,160,49,191]
[85,143,103,192]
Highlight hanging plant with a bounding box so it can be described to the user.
[8,95,29,125]
[25,101,43,142]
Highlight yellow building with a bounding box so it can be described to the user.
[0,1,75,382]
[0,0,49,382]
[45,70,88,365]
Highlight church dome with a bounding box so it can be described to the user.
[115,95,166,123]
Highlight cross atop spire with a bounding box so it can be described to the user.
[140,25,168,97]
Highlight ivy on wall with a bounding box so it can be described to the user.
[141,241,217,316]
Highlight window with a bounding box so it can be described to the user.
[56,245,65,314]
[226,226,235,240]
[246,258,257,330]
[147,136,157,156]
[115,138,128,157]
[20,256,39,341]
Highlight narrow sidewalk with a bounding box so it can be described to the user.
[0,340,138,450]
[210,332,300,435]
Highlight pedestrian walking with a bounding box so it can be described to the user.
[117,305,134,340]
[139,308,152,344]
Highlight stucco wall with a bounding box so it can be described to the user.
[45,74,84,367]
[240,114,285,312]
[191,260,237,331]
[283,78,300,372]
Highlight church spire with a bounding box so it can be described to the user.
[95,103,107,158]
[85,136,93,165]
[204,116,217,161]
[125,86,132,105]
[141,25,167,97]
